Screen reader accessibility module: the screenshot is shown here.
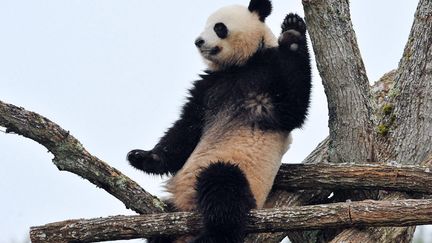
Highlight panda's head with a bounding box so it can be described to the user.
[195,0,277,71]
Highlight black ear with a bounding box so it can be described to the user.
[248,0,272,22]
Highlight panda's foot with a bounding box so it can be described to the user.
[126,149,164,174]
[279,13,306,51]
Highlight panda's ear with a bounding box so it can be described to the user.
[248,0,272,22]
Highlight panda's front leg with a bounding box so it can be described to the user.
[127,92,205,175]
[127,149,167,175]
[127,116,202,176]
[278,13,307,52]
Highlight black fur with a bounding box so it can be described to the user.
[147,236,174,243]
[193,162,256,243]
[128,13,311,242]
[248,0,272,22]
[214,23,228,39]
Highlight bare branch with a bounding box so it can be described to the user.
[275,163,432,194]
[302,0,373,163]
[0,100,167,214]
[30,199,432,243]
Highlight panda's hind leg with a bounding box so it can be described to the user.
[192,162,256,243]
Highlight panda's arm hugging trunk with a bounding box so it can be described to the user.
[127,83,207,175]
[271,13,312,132]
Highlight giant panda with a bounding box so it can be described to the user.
[127,0,311,242]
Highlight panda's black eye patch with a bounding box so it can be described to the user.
[214,22,228,39]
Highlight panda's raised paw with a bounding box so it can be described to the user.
[281,13,306,35]
[279,14,306,51]
[127,149,162,173]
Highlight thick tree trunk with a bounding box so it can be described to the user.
[303,0,373,164]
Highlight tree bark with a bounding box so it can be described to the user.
[30,199,432,243]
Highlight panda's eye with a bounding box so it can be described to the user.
[214,22,228,39]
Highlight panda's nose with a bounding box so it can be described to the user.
[195,38,205,48]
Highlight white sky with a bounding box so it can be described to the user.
[0,0,429,242]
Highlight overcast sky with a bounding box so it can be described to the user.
[0,1,429,242]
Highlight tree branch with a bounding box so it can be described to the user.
[302,0,373,163]
[0,100,167,214]
[275,163,432,194]
[30,199,432,243]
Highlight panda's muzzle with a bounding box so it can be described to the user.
[195,38,221,56]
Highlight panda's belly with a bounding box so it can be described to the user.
[166,125,291,211]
